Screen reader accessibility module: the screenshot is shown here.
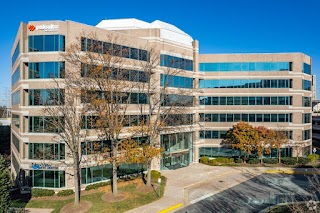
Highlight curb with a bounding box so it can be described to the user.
[265,169,319,175]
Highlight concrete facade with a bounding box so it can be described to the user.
[11,19,312,190]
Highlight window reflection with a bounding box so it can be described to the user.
[29,35,65,52]
[200,62,292,72]
[199,113,292,123]
[199,79,292,89]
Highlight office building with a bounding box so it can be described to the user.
[11,18,312,189]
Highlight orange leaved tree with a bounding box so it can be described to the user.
[225,122,259,163]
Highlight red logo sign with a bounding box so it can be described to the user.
[28,25,35,31]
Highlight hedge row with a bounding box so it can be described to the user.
[57,189,74,196]
[200,156,312,166]
[32,188,55,197]
[200,157,234,165]
[85,181,111,191]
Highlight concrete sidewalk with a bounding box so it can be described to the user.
[9,208,53,213]
[125,164,267,213]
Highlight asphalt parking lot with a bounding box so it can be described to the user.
[176,174,312,213]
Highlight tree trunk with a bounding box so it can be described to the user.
[146,161,151,187]
[260,155,263,164]
[112,159,118,196]
[73,154,81,206]
[278,147,281,164]
[243,154,247,163]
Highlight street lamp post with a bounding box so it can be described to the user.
[158,177,162,197]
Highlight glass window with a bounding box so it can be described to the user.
[263,97,270,105]
[303,63,311,75]
[234,97,241,105]
[278,114,286,122]
[227,114,233,122]
[271,97,278,105]
[219,114,226,122]
[113,44,121,57]
[200,62,291,72]
[29,89,64,106]
[271,80,278,88]
[12,90,20,105]
[205,131,211,139]
[139,50,148,61]
[234,114,241,122]
[29,62,65,79]
[12,66,20,86]
[249,97,255,105]
[256,114,263,122]
[241,97,248,105]
[271,114,278,122]
[278,97,286,105]
[199,131,204,139]
[103,42,112,54]
[249,114,255,122]
[161,54,193,71]
[130,48,139,60]
[264,114,270,122]
[199,79,291,89]
[256,97,263,105]
[227,97,233,105]
[220,97,226,105]
[205,114,212,122]
[212,97,219,105]
[211,131,219,139]
[241,114,248,122]
[31,170,65,188]
[278,80,286,88]
[12,42,20,66]
[303,96,311,107]
[29,35,65,52]
[122,46,130,58]
[303,80,311,91]
[212,114,219,122]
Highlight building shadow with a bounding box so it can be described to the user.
[176,171,315,213]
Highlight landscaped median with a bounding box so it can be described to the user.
[11,171,167,213]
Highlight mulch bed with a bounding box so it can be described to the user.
[101,191,128,202]
[60,200,92,213]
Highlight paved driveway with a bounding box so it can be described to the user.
[126,164,266,213]
[176,174,311,213]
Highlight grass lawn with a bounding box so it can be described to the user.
[11,177,166,213]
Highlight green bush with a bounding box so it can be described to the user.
[32,188,55,197]
[151,170,161,180]
[57,189,74,197]
[215,157,234,164]
[281,157,297,165]
[307,154,320,163]
[263,158,278,164]
[208,159,217,165]
[235,158,243,163]
[297,157,311,165]
[200,156,209,164]
[248,158,260,164]
[85,181,110,191]
[205,157,234,165]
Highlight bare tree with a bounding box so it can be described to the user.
[289,135,306,162]
[42,68,88,206]
[62,32,141,196]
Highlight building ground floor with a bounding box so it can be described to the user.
[11,129,312,190]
